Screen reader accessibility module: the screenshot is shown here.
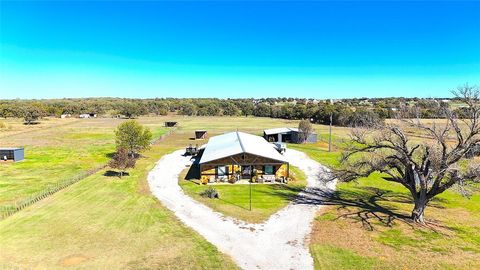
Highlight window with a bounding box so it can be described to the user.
[217,166,228,176]
[264,165,275,175]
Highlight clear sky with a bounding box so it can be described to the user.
[0,1,479,99]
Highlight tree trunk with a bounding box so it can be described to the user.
[120,171,123,178]
[411,196,427,223]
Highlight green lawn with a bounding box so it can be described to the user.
[179,166,307,223]
[0,118,169,207]
[3,116,477,269]
[0,131,238,269]
[0,116,313,269]
[291,142,480,270]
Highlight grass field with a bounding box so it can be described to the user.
[1,116,479,269]
[290,137,480,270]
[0,116,307,269]
[179,166,306,223]
[0,117,169,207]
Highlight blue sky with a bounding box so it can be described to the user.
[0,1,479,99]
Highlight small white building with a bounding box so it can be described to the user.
[79,113,97,119]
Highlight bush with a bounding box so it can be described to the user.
[0,121,6,129]
[200,187,219,199]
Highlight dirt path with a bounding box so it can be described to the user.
[148,149,336,270]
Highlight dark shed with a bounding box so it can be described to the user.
[195,130,208,140]
[0,148,25,162]
[165,121,178,127]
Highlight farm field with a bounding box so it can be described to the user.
[0,116,307,269]
[0,117,169,208]
[0,116,479,269]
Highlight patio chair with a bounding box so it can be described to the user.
[263,175,275,183]
[209,176,216,183]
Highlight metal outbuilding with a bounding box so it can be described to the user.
[165,121,178,127]
[0,148,25,162]
[195,130,208,140]
[263,127,317,144]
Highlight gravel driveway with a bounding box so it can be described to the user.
[148,149,336,270]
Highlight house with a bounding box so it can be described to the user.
[195,130,208,140]
[60,114,72,119]
[165,121,178,127]
[198,131,289,184]
[79,113,97,119]
[263,127,317,144]
[0,148,24,162]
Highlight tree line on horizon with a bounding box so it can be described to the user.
[0,96,465,127]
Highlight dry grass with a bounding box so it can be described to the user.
[298,138,480,270]
[311,205,480,269]
[0,116,318,269]
[0,117,170,207]
[3,115,478,269]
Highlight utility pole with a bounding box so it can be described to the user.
[329,99,333,152]
[249,168,253,211]
[249,174,252,211]
[329,112,332,152]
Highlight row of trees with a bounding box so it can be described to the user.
[0,97,458,127]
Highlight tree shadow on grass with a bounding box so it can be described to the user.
[103,170,130,177]
[23,121,40,125]
[217,197,250,211]
[259,183,450,231]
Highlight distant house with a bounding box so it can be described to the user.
[79,113,97,119]
[0,148,24,162]
[195,130,208,140]
[198,131,289,184]
[263,127,317,144]
[60,114,72,119]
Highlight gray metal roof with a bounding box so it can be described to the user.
[263,127,317,135]
[263,127,299,135]
[199,131,286,164]
[0,147,23,151]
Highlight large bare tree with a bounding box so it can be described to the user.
[336,84,480,223]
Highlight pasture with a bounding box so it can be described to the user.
[0,117,168,208]
[290,137,480,269]
[0,116,479,269]
[0,116,303,269]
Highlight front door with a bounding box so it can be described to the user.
[241,165,252,179]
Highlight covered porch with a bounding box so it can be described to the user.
[199,152,289,185]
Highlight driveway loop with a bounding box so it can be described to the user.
[148,149,336,270]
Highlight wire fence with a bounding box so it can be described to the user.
[0,165,106,220]
[0,127,177,221]
[150,126,177,145]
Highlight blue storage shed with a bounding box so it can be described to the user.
[0,148,25,162]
